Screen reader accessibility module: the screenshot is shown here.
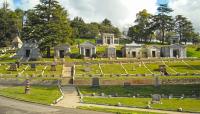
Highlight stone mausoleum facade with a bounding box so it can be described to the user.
[79,42,96,57]
[13,40,41,60]
[54,44,70,58]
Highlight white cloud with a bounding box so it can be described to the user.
[5,0,200,32]
[169,0,200,32]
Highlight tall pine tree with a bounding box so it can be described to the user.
[22,0,73,57]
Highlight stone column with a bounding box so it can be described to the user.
[83,48,86,56]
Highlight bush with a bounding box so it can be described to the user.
[70,54,84,59]
[196,48,200,51]
[92,54,97,58]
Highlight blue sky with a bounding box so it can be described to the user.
[5,0,200,32]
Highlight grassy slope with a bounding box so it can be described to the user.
[79,85,200,97]
[78,106,163,114]
[83,97,200,113]
[187,46,200,58]
[0,86,61,105]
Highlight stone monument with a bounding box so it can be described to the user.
[151,94,161,104]
[8,63,18,71]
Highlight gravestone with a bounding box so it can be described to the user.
[51,63,57,71]
[84,63,91,72]
[15,61,20,68]
[151,94,161,104]
[25,79,30,94]
[154,76,160,87]
[8,63,18,71]
[84,67,91,72]
[169,94,173,99]
[124,82,131,87]
[92,77,100,87]
[30,64,36,71]
[159,65,168,76]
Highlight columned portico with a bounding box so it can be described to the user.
[79,42,96,57]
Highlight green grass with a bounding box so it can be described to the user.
[78,85,200,97]
[74,38,96,45]
[0,53,17,63]
[184,60,200,73]
[0,85,61,105]
[43,65,63,76]
[122,63,151,74]
[23,65,46,76]
[83,97,200,113]
[101,64,126,74]
[187,46,200,58]
[76,64,101,75]
[78,106,163,114]
[165,61,196,73]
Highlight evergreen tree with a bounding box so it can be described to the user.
[22,0,73,57]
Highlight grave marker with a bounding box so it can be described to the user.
[151,94,161,104]
[51,63,57,71]
[92,77,100,87]
[8,63,18,71]
[30,64,36,71]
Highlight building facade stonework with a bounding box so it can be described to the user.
[161,44,187,58]
[12,36,23,49]
[79,42,96,57]
[13,41,41,60]
[106,45,116,58]
[54,44,70,58]
[122,42,143,58]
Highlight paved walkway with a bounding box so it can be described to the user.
[55,85,81,108]
[62,66,72,78]
[0,96,109,114]
[55,85,193,114]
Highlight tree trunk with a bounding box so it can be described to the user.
[162,30,165,44]
[46,46,51,58]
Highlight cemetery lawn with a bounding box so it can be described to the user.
[78,84,200,97]
[187,46,200,58]
[0,85,61,105]
[78,106,163,114]
[83,97,200,113]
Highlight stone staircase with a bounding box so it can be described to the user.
[61,63,74,85]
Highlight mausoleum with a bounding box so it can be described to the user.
[97,33,119,45]
[161,44,187,58]
[13,40,41,60]
[106,45,116,58]
[54,44,70,58]
[122,41,143,58]
[147,46,161,58]
[79,42,96,57]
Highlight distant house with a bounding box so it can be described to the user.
[106,45,116,58]
[122,41,143,58]
[147,46,161,58]
[13,40,41,60]
[97,33,119,45]
[12,36,23,49]
[161,44,187,58]
[54,44,70,58]
[79,42,96,57]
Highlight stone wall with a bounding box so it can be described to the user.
[0,78,58,86]
[74,78,200,86]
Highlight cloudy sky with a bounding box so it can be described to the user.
[2,0,200,32]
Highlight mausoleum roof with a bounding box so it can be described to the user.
[12,36,23,44]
